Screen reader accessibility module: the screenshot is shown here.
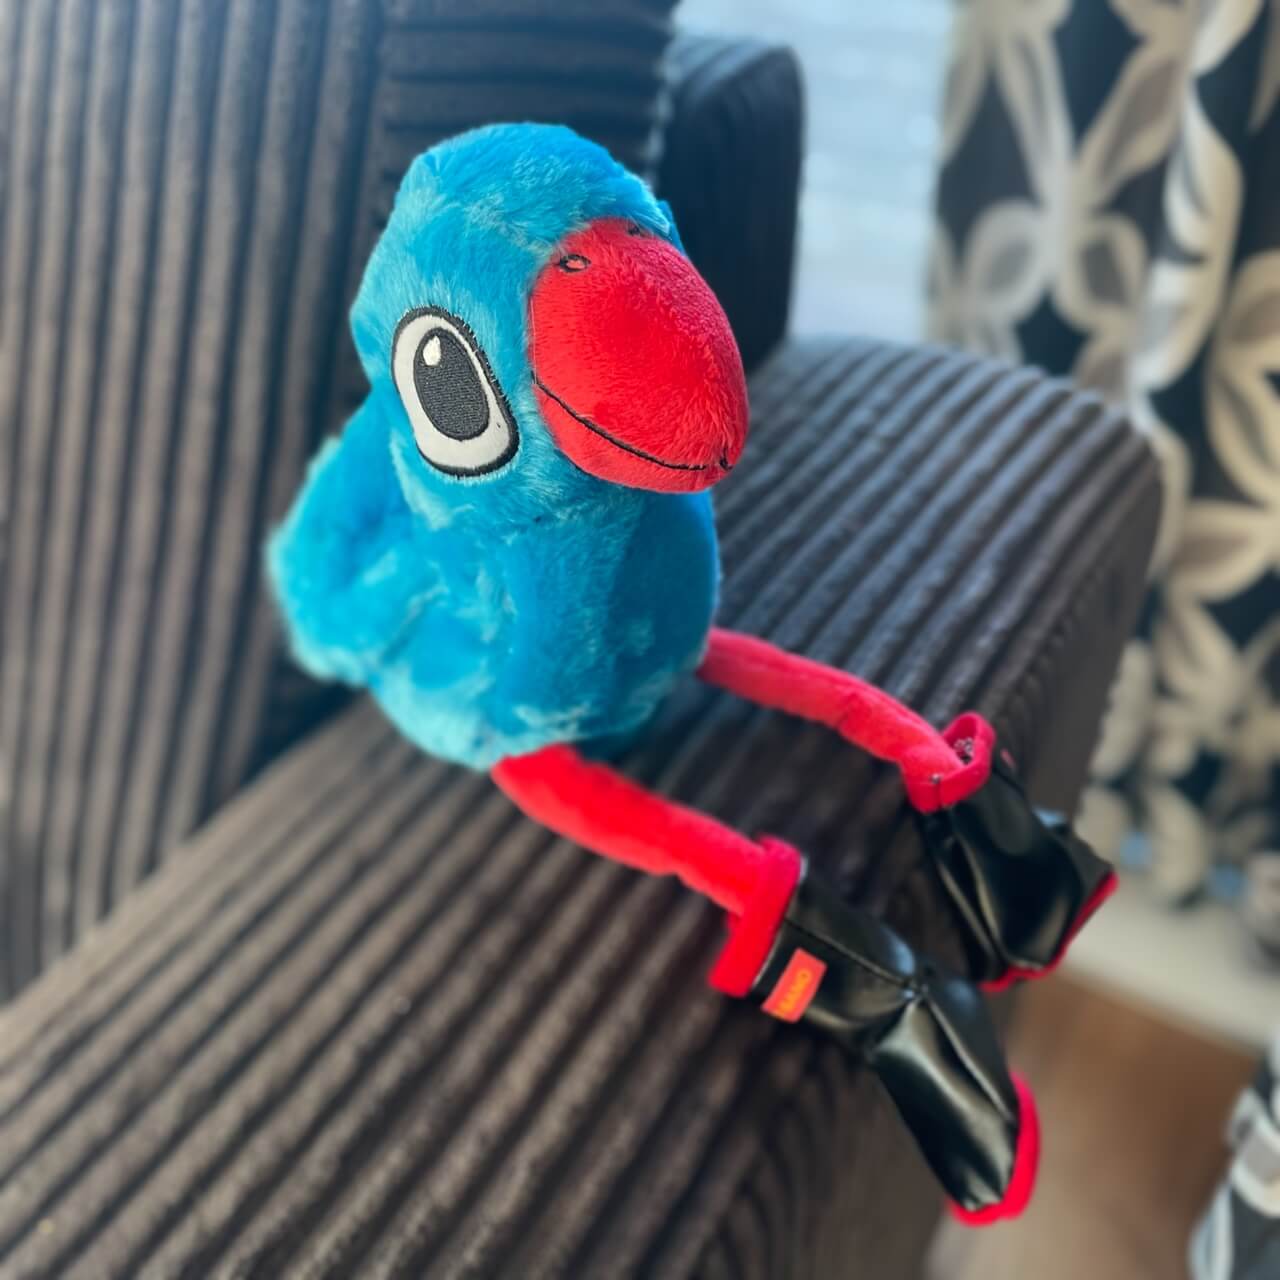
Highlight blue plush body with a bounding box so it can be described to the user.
[268,125,720,768]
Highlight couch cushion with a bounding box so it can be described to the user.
[0,337,1160,1277]
[658,33,803,372]
[0,0,678,997]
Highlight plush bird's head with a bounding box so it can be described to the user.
[350,123,749,528]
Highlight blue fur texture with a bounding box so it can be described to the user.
[268,124,720,768]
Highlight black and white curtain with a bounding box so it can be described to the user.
[931,0,1280,956]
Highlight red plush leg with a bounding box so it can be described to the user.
[697,628,992,811]
[491,746,801,995]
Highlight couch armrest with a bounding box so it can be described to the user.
[658,32,803,373]
[0,339,1160,1279]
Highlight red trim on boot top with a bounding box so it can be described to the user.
[707,838,803,997]
[903,712,997,813]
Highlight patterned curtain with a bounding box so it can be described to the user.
[930,0,1280,955]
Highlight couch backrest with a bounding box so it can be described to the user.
[0,0,677,997]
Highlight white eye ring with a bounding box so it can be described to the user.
[391,306,518,477]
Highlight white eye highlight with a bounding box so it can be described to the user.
[391,307,517,477]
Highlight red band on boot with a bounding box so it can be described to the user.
[707,838,802,997]
[902,712,997,813]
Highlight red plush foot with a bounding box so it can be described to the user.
[981,869,1119,993]
[947,1073,1040,1227]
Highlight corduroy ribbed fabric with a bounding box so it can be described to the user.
[0,0,679,997]
[0,337,1161,1279]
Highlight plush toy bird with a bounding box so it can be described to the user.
[269,122,1116,1224]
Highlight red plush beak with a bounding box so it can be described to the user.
[528,217,749,492]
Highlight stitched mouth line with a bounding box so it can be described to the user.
[532,374,717,473]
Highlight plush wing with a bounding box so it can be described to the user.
[268,400,436,686]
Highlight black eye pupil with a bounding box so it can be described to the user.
[413,330,488,441]
[558,253,590,272]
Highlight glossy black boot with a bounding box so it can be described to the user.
[916,715,1117,989]
[746,860,1039,1222]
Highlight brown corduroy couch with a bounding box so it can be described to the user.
[0,3,1160,1276]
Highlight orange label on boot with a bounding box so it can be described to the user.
[761,949,826,1022]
